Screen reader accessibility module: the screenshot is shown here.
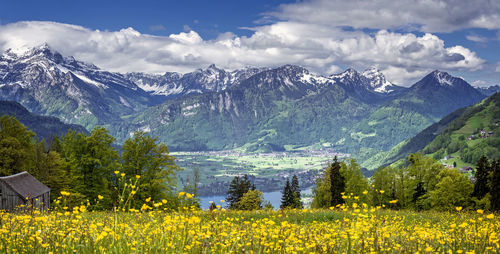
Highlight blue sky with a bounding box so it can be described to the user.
[0,0,290,38]
[0,0,499,86]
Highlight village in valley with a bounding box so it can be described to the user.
[173,148,350,196]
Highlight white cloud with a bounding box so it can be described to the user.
[268,0,500,33]
[466,34,488,43]
[0,21,486,85]
[472,80,488,87]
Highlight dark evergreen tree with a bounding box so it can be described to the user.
[280,180,292,209]
[226,174,252,209]
[472,155,491,199]
[413,181,426,210]
[291,175,303,209]
[329,156,345,207]
[490,159,500,211]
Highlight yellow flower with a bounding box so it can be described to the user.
[379,190,385,194]
[362,190,368,195]
[486,214,494,219]
[186,193,193,199]
[98,195,104,200]
[456,206,462,211]
[220,200,225,203]
[389,200,398,204]
[121,173,125,177]
[178,192,186,197]
[114,170,119,175]
[162,199,167,204]
[145,197,151,202]
[477,209,484,214]
[60,191,70,196]
[135,175,141,179]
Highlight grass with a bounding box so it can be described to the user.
[1,203,498,253]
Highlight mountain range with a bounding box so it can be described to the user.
[0,44,490,167]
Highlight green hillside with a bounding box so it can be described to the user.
[422,93,500,167]
[364,93,500,170]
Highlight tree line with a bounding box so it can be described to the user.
[312,154,500,211]
[0,115,190,210]
[225,174,303,210]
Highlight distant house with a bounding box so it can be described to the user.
[460,167,473,172]
[0,171,50,212]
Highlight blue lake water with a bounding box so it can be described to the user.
[199,187,312,210]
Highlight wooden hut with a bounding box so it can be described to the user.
[0,171,50,212]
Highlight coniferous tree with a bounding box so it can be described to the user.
[472,155,491,199]
[280,180,292,209]
[226,174,252,209]
[329,156,345,207]
[291,175,303,209]
[413,181,426,210]
[490,159,500,211]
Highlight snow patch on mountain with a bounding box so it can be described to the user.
[362,67,395,93]
[432,71,454,86]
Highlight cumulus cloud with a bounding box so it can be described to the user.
[268,0,500,33]
[0,21,486,85]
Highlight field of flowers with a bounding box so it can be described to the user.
[0,197,498,254]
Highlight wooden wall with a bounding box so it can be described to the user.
[0,184,50,212]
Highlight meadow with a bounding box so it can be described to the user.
[173,150,337,195]
[1,197,498,253]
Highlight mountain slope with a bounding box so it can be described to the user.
[0,100,88,140]
[115,65,374,151]
[421,92,500,165]
[363,92,500,169]
[0,44,158,129]
[345,70,486,155]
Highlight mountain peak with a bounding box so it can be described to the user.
[362,66,382,77]
[331,68,362,81]
[427,70,455,86]
[362,67,395,93]
[207,63,218,69]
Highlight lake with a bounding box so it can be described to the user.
[199,187,313,209]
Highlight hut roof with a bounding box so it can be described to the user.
[0,171,50,198]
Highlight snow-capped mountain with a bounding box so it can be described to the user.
[413,70,483,93]
[330,67,400,94]
[362,67,398,93]
[125,64,269,99]
[475,84,500,97]
[0,44,155,128]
